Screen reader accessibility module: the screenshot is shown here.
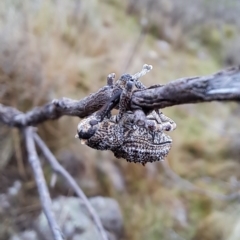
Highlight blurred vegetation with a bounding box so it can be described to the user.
[0,0,240,239]
[128,0,240,65]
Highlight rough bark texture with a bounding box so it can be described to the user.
[131,66,240,109]
[0,85,113,127]
[0,66,240,127]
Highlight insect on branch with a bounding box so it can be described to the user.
[0,65,240,128]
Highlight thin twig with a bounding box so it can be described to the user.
[0,83,114,127]
[33,133,108,240]
[162,160,240,201]
[12,128,27,179]
[24,127,63,240]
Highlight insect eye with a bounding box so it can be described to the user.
[78,127,97,139]
[90,119,99,126]
[126,80,134,91]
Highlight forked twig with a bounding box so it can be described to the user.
[33,133,108,240]
[24,127,63,240]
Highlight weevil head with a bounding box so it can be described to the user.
[75,114,101,143]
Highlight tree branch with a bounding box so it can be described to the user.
[161,160,240,201]
[24,127,63,240]
[1,66,240,128]
[33,133,108,240]
[131,66,240,109]
[0,83,114,127]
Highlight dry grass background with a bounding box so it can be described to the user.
[1,0,240,239]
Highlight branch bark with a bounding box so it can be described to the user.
[131,66,240,109]
[0,83,114,127]
[1,66,240,127]
[24,127,63,240]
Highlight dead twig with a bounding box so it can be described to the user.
[0,83,114,127]
[12,128,27,179]
[33,133,108,240]
[132,66,240,110]
[24,127,63,240]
